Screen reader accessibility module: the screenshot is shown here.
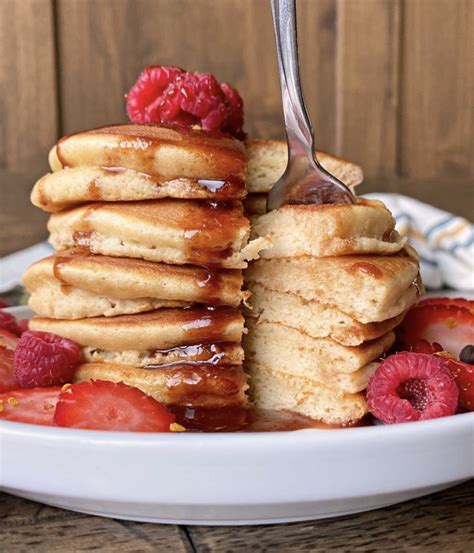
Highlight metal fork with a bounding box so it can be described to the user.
[267,0,355,211]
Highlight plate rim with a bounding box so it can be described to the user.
[1,410,472,444]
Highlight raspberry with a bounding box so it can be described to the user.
[126,65,246,139]
[221,82,245,139]
[14,331,81,388]
[367,352,459,424]
[0,310,22,336]
[126,65,184,124]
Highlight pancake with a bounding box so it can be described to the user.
[251,198,406,258]
[245,139,363,194]
[29,306,244,351]
[246,283,406,346]
[82,341,244,368]
[244,320,395,374]
[249,365,367,424]
[75,362,248,407]
[246,358,377,394]
[245,253,422,323]
[47,200,266,268]
[28,280,188,319]
[32,166,247,212]
[49,124,246,182]
[244,193,267,222]
[24,252,245,318]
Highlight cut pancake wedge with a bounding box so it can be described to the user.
[245,139,363,194]
[30,306,244,351]
[244,320,395,374]
[246,359,377,394]
[47,200,266,268]
[75,362,248,407]
[251,199,406,258]
[245,253,422,323]
[246,283,406,346]
[249,365,367,424]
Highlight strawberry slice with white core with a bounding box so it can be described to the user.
[0,347,20,393]
[54,381,176,432]
[0,328,19,351]
[0,387,61,426]
[396,297,474,357]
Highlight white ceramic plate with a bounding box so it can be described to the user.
[1,306,473,525]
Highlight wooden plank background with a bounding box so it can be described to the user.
[0,0,473,256]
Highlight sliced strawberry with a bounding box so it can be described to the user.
[0,387,61,426]
[54,381,176,432]
[435,352,474,411]
[396,297,474,357]
[17,319,30,334]
[0,328,19,350]
[0,347,20,393]
[410,339,444,354]
[0,310,22,336]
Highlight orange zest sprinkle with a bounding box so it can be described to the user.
[170,422,186,433]
[7,397,20,407]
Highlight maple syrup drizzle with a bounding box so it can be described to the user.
[145,342,234,367]
[97,167,245,201]
[196,269,227,304]
[169,406,375,433]
[180,201,246,267]
[163,363,246,405]
[179,306,242,344]
[347,262,384,279]
[55,125,246,182]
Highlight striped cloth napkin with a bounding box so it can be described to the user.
[365,193,474,291]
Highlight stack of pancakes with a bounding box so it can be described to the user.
[25,124,266,409]
[243,144,423,424]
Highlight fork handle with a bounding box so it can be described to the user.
[270,0,315,159]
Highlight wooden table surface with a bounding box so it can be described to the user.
[1,480,473,552]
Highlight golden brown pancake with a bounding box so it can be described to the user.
[249,365,367,424]
[82,341,244,368]
[245,139,363,194]
[245,283,406,346]
[24,251,245,318]
[75,362,248,407]
[29,306,245,351]
[36,136,362,212]
[245,252,422,323]
[251,198,406,258]
[49,124,246,182]
[47,200,266,269]
[244,320,394,374]
[31,167,247,212]
[245,358,376,395]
